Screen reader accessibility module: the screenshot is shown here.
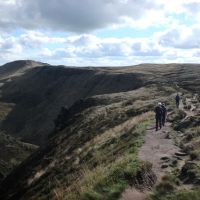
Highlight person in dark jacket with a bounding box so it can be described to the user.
[155,102,163,131]
[176,93,180,108]
[161,103,167,126]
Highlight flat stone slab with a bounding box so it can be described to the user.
[161,164,169,169]
[160,156,170,161]
[175,152,187,156]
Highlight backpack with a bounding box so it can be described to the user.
[161,105,167,114]
[176,95,180,101]
[155,106,163,116]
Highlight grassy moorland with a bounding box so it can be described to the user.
[0,62,200,200]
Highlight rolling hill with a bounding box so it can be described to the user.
[0,61,200,146]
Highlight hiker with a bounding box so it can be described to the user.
[175,93,180,108]
[161,103,167,126]
[154,102,163,131]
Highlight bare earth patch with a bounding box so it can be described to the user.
[120,188,148,200]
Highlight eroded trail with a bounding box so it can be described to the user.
[139,123,180,180]
[180,98,198,120]
[121,122,182,200]
[121,94,199,200]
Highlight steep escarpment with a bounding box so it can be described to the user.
[0,62,146,146]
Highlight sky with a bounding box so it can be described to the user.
[0,0,200,66]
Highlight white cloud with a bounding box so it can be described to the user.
[37,34,165,65]
[0,35,23,62]
[157,24,200,49]
[18,31,66,48]
[156,0,200,14]
[1,30,200,66]
[0,0,165,33]
[0,0,200,66]
[34,31,200,66]
[0,31,66,63]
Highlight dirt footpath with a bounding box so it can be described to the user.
[120,122,181,200]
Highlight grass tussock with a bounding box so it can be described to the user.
[167,110,186,124]
[149,189,200,200]
[63,157,155,200]
[180,126,200,161]
[148,174,200,200]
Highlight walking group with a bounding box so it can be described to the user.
[154,102,167,131]
[154,93,180,131]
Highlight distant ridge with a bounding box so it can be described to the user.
[0,60,48,79]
